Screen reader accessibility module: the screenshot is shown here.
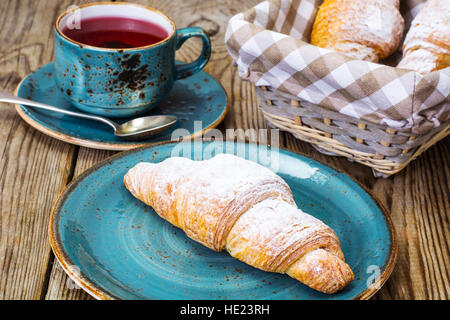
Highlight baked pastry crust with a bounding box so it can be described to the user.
[124,154,354,294]
[311,0,404,62]
[398,0,450,74]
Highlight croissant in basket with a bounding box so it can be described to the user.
[311,0,404,62]
[398,0,450,74]
[124,154,354,294]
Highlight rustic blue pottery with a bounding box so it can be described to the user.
[50,140,397,300]
[15,62,228,150]
[54,2,211,117]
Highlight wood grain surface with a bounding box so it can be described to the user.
[0,0,448,300]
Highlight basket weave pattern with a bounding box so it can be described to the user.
[225,0,450,177]
[259,86,449,176]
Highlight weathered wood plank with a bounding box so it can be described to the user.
[0,0,81,299]
[372,138,449,300]
[2,0,448,300]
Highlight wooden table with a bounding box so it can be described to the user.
[0,0,448,300]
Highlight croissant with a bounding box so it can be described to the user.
[397,0,450,74]
[124,154,354,294]
[311,0,404,62]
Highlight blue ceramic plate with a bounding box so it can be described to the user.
[15,63,228,150]
[50,141,397,300]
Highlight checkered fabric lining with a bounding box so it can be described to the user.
[225,0,450,134]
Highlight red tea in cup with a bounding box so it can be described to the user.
[62,16,169,48]
[55,2,211,117]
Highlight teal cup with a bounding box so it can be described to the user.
[54,2,211,117]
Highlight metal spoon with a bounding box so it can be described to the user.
[0,90,177,141]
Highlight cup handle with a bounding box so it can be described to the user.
[174,27,211,80]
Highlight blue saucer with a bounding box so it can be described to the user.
[50,140,397,300]
[15,63,228,150]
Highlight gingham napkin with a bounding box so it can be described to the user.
[225,0,450,134]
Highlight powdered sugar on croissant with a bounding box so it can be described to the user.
[397,0,450,74]
[124,154,354,294]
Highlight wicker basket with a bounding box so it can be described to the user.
[258,86,449,177]
[225,0,450,177]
